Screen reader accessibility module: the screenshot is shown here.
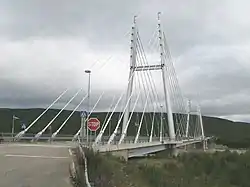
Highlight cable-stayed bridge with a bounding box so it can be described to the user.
[8,13,210,160]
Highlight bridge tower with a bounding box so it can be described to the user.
[121,12,176,141]
[121,16,137,134]
[198,104,207,150]
[185,99,191,138]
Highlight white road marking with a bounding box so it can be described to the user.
[0,143,72,148]
[68,148,73,156]
[5,154,69,159]
[68,148,76,174]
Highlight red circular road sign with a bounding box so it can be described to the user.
[87,118,100,131]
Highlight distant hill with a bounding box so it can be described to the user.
[0,108,250,148]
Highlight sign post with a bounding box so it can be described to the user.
[48,125,52,143]
[80,111,88,143]
[12,115,20,138]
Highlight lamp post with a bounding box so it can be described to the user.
[160,105,163,142]
[85,69,91,144]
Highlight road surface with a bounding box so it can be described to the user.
[0,143,73,187]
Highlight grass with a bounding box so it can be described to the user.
[73,148,250,187]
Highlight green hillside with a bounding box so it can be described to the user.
[0,108,249,148]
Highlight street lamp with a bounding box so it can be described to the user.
[85,69,91,143]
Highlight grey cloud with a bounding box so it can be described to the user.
[3,0,250,53]
[221,114,250,123]
[1,0,140,49]
[0,0,250,122]
[177,45,250,117]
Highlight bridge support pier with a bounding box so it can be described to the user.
[171,148,178,157]
[106,150,129,162]
[162,145,179,157]
[203,139,208,151]
[170,145,179,157]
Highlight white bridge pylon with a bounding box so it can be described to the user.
[94,12,205,146]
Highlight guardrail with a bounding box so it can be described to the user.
[68,138,93,187]
[77,136,92,187]
[68,148,77,185]
[78,143,91,187]
[1,132,204,146]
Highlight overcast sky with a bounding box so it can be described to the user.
[0,0,250,122]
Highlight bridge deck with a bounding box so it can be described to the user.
[0,143,73,187]
[93,140,178,152]
[92,138,204,152]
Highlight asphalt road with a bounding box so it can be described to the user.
[0,143,73,187]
